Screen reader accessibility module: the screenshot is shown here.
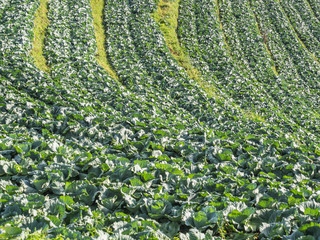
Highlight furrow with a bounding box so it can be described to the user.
[30,0,50,73]
[90,0,119,80]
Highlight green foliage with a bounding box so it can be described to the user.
[1,0,320,239]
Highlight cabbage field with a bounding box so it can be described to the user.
[1,0,320,239]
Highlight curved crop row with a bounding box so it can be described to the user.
[292,0,320,42]
[151,0,202,85]
[253,0,320,86]
[219,0,277,84]
[178,0,320,138]
[279,0,320,61]
[105,0,237,127]
[0,1,205,238]
[178,0,282,117]
[251,0,320,123]
[2,0,320,239]
[307,0,320,20]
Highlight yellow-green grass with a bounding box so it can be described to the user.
[90,0,119,80]
[151,0,220,99]
[5,230,64,240]
[241,109,265,122]
[30,0,50,73]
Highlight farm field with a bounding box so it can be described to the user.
[1,0,320,239]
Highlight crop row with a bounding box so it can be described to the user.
[104,0,236,127]
[1,0,320,239]
[3,71,320,239]
[219,0,277,84]
[222,0,320,134]
[104,0,295,144]
[251,0,320,130]
[278,0,320,61]
[178,0,281,115]
[178,0,320,139]
[0,1,264,238]
[0,0,202,238]
[253,0,320,87]
[307,0,320,20]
